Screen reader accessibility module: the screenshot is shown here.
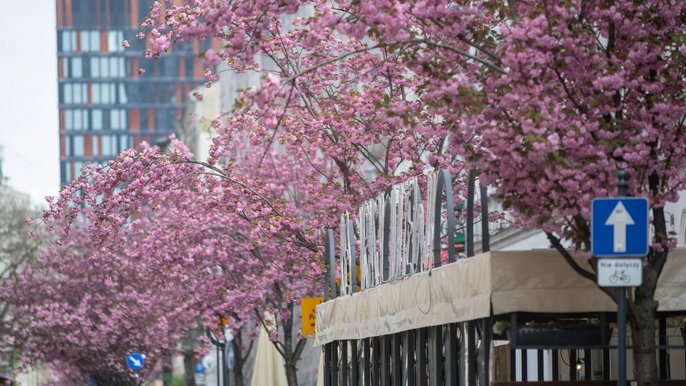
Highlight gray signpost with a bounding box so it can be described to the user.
[592,171,649,386]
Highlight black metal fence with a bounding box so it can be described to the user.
[322,319,493,386]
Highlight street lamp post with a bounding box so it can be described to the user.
[205,327,229,386]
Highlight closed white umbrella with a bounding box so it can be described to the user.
[250,316,288,386]
[316,350,324,386]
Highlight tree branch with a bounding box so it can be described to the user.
[545,232,595,282]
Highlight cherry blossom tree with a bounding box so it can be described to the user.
[138,1,685,385]
[38,11,461,383]
[6,225,198,385]
[461,3,685,385]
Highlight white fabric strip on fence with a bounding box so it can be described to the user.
[315,249,686,346]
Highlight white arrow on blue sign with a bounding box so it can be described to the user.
[592,197,649,257]
[127,353,145,371]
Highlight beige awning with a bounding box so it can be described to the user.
[315,249,686,346]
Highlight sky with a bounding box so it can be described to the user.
[0,0,59,207]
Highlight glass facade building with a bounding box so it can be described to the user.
[57,0,211,185]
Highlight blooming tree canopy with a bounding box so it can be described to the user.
[139,1,685,385]
[19,1,684,386]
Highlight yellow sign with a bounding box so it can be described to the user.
[301,297,325,338]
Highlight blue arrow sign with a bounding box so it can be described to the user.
[592,197,649,257]
[127,353,145,371]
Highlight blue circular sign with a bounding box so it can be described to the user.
[127,353,145,371]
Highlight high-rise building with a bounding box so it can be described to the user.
[56,0,211,185]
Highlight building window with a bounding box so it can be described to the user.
[110,109,121,130]
[63,58,70,78]
[90,57,100,78]
[102,135,118,156]
[88,58,122,78]
[120,134,129,150]
[79,31,100,52]
[108,31,124,53]
[61,31,76,53]
[102,135,110,156]
[65,110,74,129]
[64,109,90,131]
[73,110,82,130]
[72,57,83,78]
[101,58,110,78]
[110,58,119,77]
[80,30,90,51]
[118,84,128,104]
[92,110,102,130]
[71,83,86,104]
[65,136,72,156]
[90,31,100,52]
[61,161,69,185]
[110,109,126,130]
[92,84,100,103]
[73,86,80,104]
[73,135,84,156]
[63,84,73,104]
[103,58,126,78]
[99,83,116,104]
[74,161,84,178]
[77,110,82,130]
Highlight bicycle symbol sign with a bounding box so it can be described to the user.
[609,270,631,284]
[597,258,642,287]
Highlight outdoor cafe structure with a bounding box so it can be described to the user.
[315,170,686,385]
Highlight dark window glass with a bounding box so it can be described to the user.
[156,109,173,132]
[60,161,67,185]
[186,57,194,78]
[102,108,111,129]
[64,58,70,79]
[161,57,178,77]
[109,0,125,27]
[83,56,91,78]
[73,0,97,28]
[140,107,149,129]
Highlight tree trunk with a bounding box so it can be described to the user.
[631,319,658,386]
[282,304,299,386]
[232,330,246,386]
[285,361,299,386]
[183,328,199,386]
[183,349,196,386]
[629,254,662,386]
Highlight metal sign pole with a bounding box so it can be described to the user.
[617,170,627,386]
[592,171,646,385]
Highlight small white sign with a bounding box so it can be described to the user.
[597,258,643,287]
